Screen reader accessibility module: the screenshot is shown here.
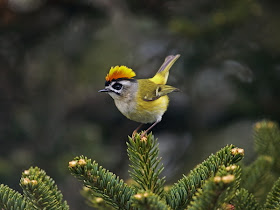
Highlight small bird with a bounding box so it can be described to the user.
[99,54,180,137]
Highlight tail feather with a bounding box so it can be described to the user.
[150,54,180,85]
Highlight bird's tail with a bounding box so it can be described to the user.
[150,54,180,85]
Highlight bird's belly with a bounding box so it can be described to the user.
[114,96,169,124]
[133,96,169,124]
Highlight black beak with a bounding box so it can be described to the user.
[98,88,109,93]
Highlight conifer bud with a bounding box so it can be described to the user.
[78,159,86,166]
[95,197,103,203]
[69,160,78,167]
[267,121,275,128]
[83,186,90,192]
[22,178,30,185]
[143,192,149,197]
[31,180,38,185]
[23,170,30,175]
[214,176,222,183]
[254,120,276,130]
[134,193,142,200]
[221,175,235,184]
[226,165,237,171]
[221,203,235,210]
[231,148,244,155]
[255,122,262,130]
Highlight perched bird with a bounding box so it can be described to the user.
[99,54,180,137]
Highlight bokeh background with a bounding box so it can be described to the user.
[1,0,280,209]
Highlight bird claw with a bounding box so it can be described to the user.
[132,123,144,139]
[131,130,147,140]
[140,131,148,140]
[132,131,137,139]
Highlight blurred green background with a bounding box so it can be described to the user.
[0,0,280,209]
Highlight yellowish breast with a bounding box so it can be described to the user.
[131,94,169,124]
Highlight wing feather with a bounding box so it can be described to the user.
[143,85,180,101]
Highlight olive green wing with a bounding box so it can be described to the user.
[143,85,180,101]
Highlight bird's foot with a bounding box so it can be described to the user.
[132,123,144,139]
[132,130,137,139]
[140,131,148,141]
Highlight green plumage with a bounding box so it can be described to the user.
[140,80,179,101]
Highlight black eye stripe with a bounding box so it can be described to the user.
[105,81,111,86]
[112,83,122,90]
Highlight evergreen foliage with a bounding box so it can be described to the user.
[68,156,135,209]
[0,120,280,209]
[231,188,260,210]
[0,184,32,210]
[254,121,280,173]
[20,167,69,209]
[240,155,274,202]
[165,145,244,209]
[132,190,170,210]
[69,134,245,209]
[80,187,114,209]
[187,165,237,210]
[127,133,165,196]
[0,167,68,210]
[242,120,280,204]
[264,177,280,209]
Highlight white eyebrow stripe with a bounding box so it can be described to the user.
[107,81,115,87]
[117,80,132,85]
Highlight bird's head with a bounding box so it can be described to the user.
[99,65,138,100]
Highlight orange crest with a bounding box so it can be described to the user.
[105,65,136,82]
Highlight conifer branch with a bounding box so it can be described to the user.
[127,133,165,196]
[215,165,242,204]
[132,190,170,210]
[81,187,114,209]
[2,121,280,209]
[241,155,273,195]
[231,188,260,210]
[254,120,280,173]
[187,174,235,210]
[165,145,244,209]
[264,177,280,209]
[68,156,135,209]
[0,184,32,210]
[187,165,241,210]
[20,167,69,210]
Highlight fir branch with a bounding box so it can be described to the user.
[69,156,135,209]
[81,187,114,209]
[132,190,170,210]
[20,167,69,210]
[264,177,280,209]
[127,133,165,196]
[254,120,280,173]
[241,155,274,200]
[231,188,261,210]
[187,172,235,210]
[165,145,244,209]
[215,165,242,205]
[0,184,32,210]
[187,165,241,210]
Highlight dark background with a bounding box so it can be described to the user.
[0,0,280,209]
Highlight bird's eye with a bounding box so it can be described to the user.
[112,83,122,90]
